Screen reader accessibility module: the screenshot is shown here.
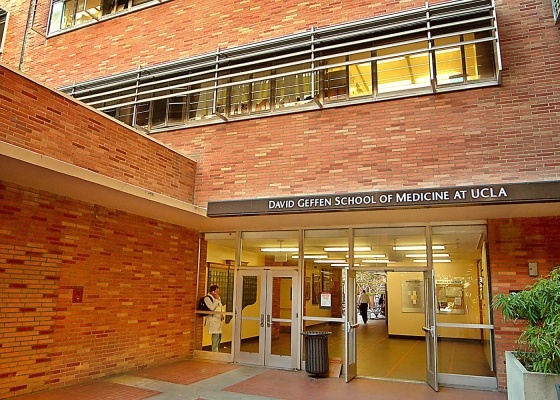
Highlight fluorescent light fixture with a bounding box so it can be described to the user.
[393,245,445,251]
[291,255,328,259]
[347,254,386,259]
[324,247,371,252]
[405,253,450,258]
[413,259,451,263]
[332,263,361,267]
[314,259,346,264]
[261,247,299,252]
[361,259,395,264]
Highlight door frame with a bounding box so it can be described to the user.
[234,267,300,369]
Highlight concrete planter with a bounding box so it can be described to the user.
[506,351,560,400]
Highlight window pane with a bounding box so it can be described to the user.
[349,52,373,98]
[251,72,270,112]
[0,10,7,52]
[324,56,347,101]
[188,77,214,121]
[377,40,430,93]
[275,63,312,108]
[230,75,250,116]
[435,35,464,85]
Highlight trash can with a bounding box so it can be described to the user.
[301,331,331,376]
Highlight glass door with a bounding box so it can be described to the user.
[235,268,299,369]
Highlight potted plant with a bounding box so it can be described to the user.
[493,267,560,400]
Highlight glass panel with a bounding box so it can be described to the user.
[196,232,237,354]
[274,63,312,109]
[466,35,496,81]
[240,230,299,268]
[239,273,261,354]
[229,75,251,116]
[431,225,495,378]
[49,1,65,32]
[348,52,373,98]
[62,0,77,30]
[377,41,430,93]
[188,76,214,121]
[303,229,347,319]
[251,72,271,112]
[132,0,152,5]
[270,275,292,357]
[151,98,167,128]
[435,35,464,85]
[168,93,187,125]
[324,57,347,101]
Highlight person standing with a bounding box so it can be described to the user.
[358,289,371,324]
[204,285,224,352]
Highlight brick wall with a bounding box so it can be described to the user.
[488,216,560,390]
[0,64,196,203]
[152,86,560,205]
[13,0,431,87]
[0,180,200,399]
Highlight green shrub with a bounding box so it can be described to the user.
[493,267,560,374]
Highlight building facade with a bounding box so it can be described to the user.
[1,0,560,397]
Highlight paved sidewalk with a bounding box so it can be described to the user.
[10,359,508,400]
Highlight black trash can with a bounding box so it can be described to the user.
[301,331,331,376]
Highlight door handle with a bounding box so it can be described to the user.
[347,322,359,332]
[266,314,271,328]
[422,326,435,337]
[260,314,264,327]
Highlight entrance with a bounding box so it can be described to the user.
[234,268,299,369]
[199,224,497,390]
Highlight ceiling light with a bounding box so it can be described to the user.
[361,259,395,264]
[347,254,386,259]
[291,255,328,259]
[261,247,299,252]
[393,245,445,251]
[324,247,371,252]
[413,259,451,263]
[331,263,361,267]
[314,259,346,263]
[405,253,450,258]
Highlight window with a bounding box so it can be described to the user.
[60,0,501,132]
[0,9,8,53]
[49,0,161,33]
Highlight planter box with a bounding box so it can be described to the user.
[506,351,560,400]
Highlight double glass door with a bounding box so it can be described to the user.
[235,268,299,369]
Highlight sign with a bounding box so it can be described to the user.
[207,181,560,217]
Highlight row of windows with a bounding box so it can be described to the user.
[60,0,502,133]
[49,0,157,33]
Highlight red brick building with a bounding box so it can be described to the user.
[1,0,560,397]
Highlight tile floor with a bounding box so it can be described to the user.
[9,359,507,400]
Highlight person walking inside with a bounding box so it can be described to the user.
[204,285,224,352]
[358,289,371,324]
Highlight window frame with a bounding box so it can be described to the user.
[0,9,8,54]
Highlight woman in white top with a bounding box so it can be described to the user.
[204,285,224,352]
